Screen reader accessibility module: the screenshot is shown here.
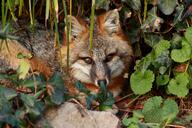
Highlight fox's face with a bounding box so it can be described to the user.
[62,9,133,87]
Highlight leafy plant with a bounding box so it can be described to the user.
[130,26,192,97]
[0,72,67,127]
[123,96,179,128]
[75,81,115,111]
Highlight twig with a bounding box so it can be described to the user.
[165,124,186,128]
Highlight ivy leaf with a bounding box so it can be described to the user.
[17,59,30,79]
[158,0,177,15]
[162,99,179,123]
[168,73,189,97]
[49,72,66,105]
[171,38,191,63]
[122,117,139,127]
[142,96,163,123]
[184,27,192,46]
[170,33,182,49]
[20,93,35,107]
[153,51,172,70]
[28,101,45,117]
[135,53,153,72]
[144,33,162,47]
[156,75,169,86]
[142,96,179,124]
[130,70,154,95]
[0,86,17,100]
[153,40,170,58]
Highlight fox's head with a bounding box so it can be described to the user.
[61,9,133,87]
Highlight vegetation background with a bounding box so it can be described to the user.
[0,0,192,127]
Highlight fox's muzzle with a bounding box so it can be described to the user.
[90,61,110,86]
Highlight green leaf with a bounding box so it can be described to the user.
[168,73,189,97]
[20,93,35,107]
[49,72,65,105]
[122,0,141,11]
[97,91,115,110]
[0,74,8,80]
[156,75,169,86]
[0,93,18,126]
[184,27,192,46]
[135,53,153,72]
[28,101,45,117]
[21,79,36,88]
[17,59,30,79]
[153,40,170,58]
[95,0,110,10]
[142,96,179,124]
[188,65,192,89]
[171,38,191,63]
[153,51,172,70]
[50,89,64,105]
[170,33,182,49]
[142,96,163,123]
[99,105,112,111]
[144,33,162,47]
[0,93,13,114]
[173,5,184,24]
[17,52,32,59]
[86,94,96,109]
[133,110,144,118]
[0,87,17,100]
[158,0,177,15]
[122,117,139,127]
[141,7,163,31]
[75,81,90,94]
[130,70,154,95]
[162,99,179,123]
[142,96,162,114]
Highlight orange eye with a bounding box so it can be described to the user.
[82,57,93,64]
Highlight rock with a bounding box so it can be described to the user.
[36,102,120,128]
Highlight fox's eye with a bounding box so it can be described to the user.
[105,53,115,62]
[82,57,93,64]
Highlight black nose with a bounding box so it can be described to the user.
[97,79,107,86]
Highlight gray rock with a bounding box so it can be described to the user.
[36,102,120,128]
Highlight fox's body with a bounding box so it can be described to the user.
[0,9,133,96]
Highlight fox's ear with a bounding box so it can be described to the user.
[103,9,120,35]
[65,15,86,39]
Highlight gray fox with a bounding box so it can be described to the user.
[0,9,133,97]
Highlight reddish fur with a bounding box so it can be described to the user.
[2,10,132,98]
[29,57,53,79]
[62,11,132,97]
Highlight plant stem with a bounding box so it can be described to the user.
[143,0,147,22]
[69,0,72,37]
[32,0,35,29]
[89,0,95,51]
[29,0,33,26]
[2,0,5,29]
[19,0,24,16]
[63,0,70,68]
